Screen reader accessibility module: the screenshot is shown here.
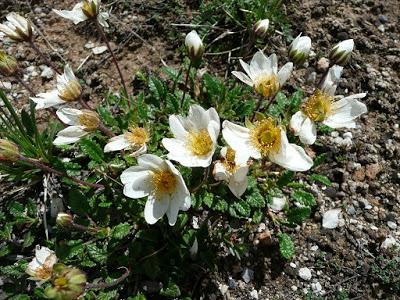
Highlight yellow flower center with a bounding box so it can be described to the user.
[223,147,237,173]
[125,127,149,146]
[187,128,213,157]
[250,118,281,156]
[302,90,333,122]
[54,277,68,287]
[58,79,82,102]
[35,266,53,281]
[81,0,98,18]
[152,170,177,199]
[78,110,100,131]
[254,74,280,98]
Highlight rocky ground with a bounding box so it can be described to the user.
[1,0,399,299]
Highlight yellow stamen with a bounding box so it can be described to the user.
[35,266,52,280]
[58,79,82,102]
[302,90,333,122]
[78,110,100,131]
[81,0,98,18]
[223,147,237,173]
[125,127,149,146]
[152,170,177,199]
[250,118,281,156]
[187,128,213,157]
[54,277,68,287]
[254,74,280,98]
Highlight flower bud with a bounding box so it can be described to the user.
[45,264,87,300]
[0,51,18,76]
[56,213,73,228]
[289,34,311,66]
[185,30,204,64]
[329,39,354,66]
[0,13,33,42]
[0,139,19,162]
[253,19,270,38]
[81,0,99,18]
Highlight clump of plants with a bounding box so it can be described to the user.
[0,1,367,299]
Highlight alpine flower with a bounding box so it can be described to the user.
[0,51,18,76]
[31,65,82,109]
[290,65,367,145]
[104,126,149,156]
[185,30,204,63]
[253,19,270,38]
[213,147,249,198]
[232,51,293,98]
[222,118,313,171]
[289,33,312,66]
[26,246,57,282]
[53,107,100,145]
[0,13,33,42]
[0,139,20,162]
[329,39,354,65]
[121,154,191,226]
[53,0,109,28]
[162,104,220,168]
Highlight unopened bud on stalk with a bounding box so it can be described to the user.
[253,19,270,38]
[0,13,33,42]
[56,213,73,228]
[329,39,354,66]
[0,51,18,76]
[185,30,204,65]
[81,0,100,18]
[289,34,311,66]
[0,139,19,162]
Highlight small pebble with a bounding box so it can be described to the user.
[387,221,397,230]
[322,208,342,229]
[298,267,312,281]
[290,262,297,268]
[250,289,258,299]
[343,132,353,139]
[242,268,254,283]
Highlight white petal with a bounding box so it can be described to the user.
[144,195,169,225]
[167,190,185,226]
[290,112,317,145]
[250,51,270,78]
[35,246,54,265]
[277,62,293,86]
[207,107,221,132]
[232,165,249,182]
[239,59,254,80]
[232,71,253,86]
[222,121,260,160]
[323,94,367,128]
[213,162,229,182]
[97,12,109,28]
[138,154,165,171]
[26,260,41,276]
[53,5,87,25]
[269,130,313,171]
[188,104,209,131]
[121,168,152,198]
[0,24,16,37]
[104,134,130,152]
[169,115,188,140]
[30,90,65,110]
[268,53,278,75]
[163,138,212,167]
[128,144,147,157]
[53,126,88,145]
[56,107,82,125]
[63,64,76,81]
[290,111,306,135]
[321,65,343,96]
[228,177,248,198]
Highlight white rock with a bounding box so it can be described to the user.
[291,285,298,291]
[92,46,108,55]
[310,245,319,251]
[242,268,254,283]
[40,66,54,79]
[219,283,228,295]
[268,196,287,212]
[257,222,266,233]
[387,221,397,230]
[250,289,258,299]
[381,236,400,250]
[343,132,353,139]
[290,262,297,268]
[192,216,199,229]
[312,282,322,293]
[298,267,312,281]
[0,81,12,90]
[330,131,339,138]
[85,41,96,49]
[322,208,342,229]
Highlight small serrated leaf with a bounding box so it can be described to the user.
[292,190,316,207]
[278,233,295,259]
[79,138,104,163]
[287,207,311,224]
[111,223,132,240]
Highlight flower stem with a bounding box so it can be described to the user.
[180,61,192,110]
[78,98,114,138]
[28,39,60,74]
[18,156,104,189]
[86,267,130,290]
[14,74,35,96]
[94,20,130,108]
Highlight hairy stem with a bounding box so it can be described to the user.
[18,156,104,189]
[98,123,115,138]
[180,61,192,110]
[28,39,60,74]
[94,20,130,108]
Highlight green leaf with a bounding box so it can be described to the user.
[8,201,25,217]
[68,189,90,215]
[252,209,263,223]
[246,191,265,208]
[231,200,251,217]
[214,199,228,212]
[87,244,107,264]
[79,138,104,163]
[201,191,214,208]
[278,233,295,259]
[111,223,132,240]
[287,207,311,224]
[310,174,332,186]
[159,281,181,297]
[292,190,316,207]
[128,294,147,300]
[314,153,328,167]
[277,170,294,187]
[23,231,35,248]
[149,76,166,106]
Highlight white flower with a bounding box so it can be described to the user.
[104,126,149,157]
[222,118,313,172]
[290,65,367,145]
[31,65,82,110]
[253,19,270,38]
[0,13,33,42]
[26,246,57,282]
[185,30,204,62]
[289,33,311,65]
[329,39,354,65]
[162,105,220,168]
[121,154,191,226]
[53,107,100,145]
[53,0,109,28]
[232,51,293,98]
[213,147,249,198]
